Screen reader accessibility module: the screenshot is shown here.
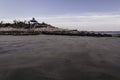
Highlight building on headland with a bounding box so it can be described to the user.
[29,18,39,30]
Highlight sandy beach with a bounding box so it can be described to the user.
[0,35,120,80]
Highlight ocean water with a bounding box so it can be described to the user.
[0,35,120,80]
[94,31,120,36]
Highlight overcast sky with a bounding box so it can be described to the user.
[0,0,120,31]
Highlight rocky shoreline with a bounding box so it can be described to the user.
[0,18,113,37]
[0,29,112,37]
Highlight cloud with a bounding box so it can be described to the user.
[38,14,120,31]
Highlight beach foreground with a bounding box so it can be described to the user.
[0,35,120,80]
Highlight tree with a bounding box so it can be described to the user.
[0,21,3,27]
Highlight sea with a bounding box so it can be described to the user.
[95,31,120,37]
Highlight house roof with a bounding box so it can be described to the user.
[30,18,38,22]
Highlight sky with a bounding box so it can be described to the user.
[0,0,120,31]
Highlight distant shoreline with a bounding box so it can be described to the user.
[0,28,113,37]
[0,18,119,37]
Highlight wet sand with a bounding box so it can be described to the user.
[0,35,120,80]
